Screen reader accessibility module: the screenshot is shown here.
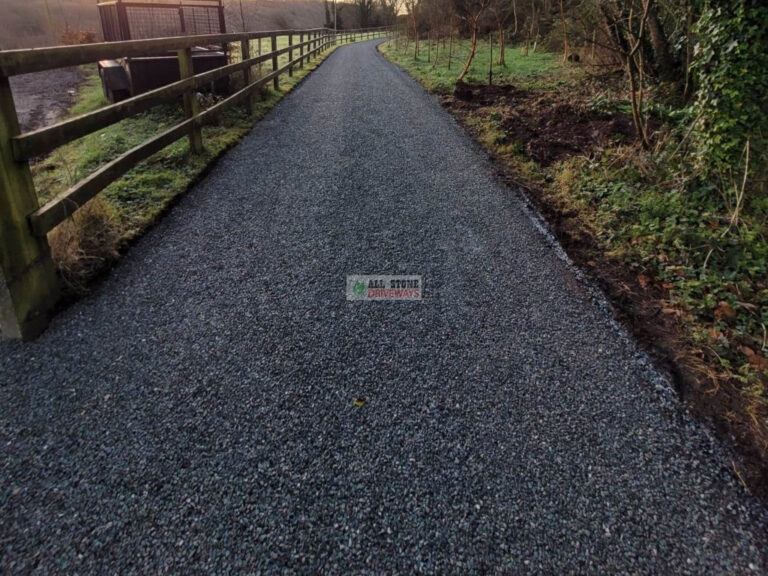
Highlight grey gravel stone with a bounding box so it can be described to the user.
[1,40,766,574]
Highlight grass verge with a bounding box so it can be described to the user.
[381,39,768,499]
[32,45,336,291]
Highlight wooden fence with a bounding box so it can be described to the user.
[0,26,391,339]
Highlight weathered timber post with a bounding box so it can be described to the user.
[0,75,59,339]
[271,34,279,90]
[241,39,253,114]
[288,34,294,76]
[177,48,203,153]
[299,32,305,67]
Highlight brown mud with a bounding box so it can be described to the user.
[10,67,86,133]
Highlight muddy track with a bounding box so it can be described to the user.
[10,67,86,133]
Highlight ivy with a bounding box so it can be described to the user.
[691,0,768,178]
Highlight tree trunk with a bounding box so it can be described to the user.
[627,57,650,149]
[412,14,418,59]
[496,17,505,65]
[530,0,539,52]
[646,2,674,81]
[559,0,569,62]
[489,33,493,85]
[498,26,505,65]
[457,23,478,82]
[683,0,694,100]
[512,0,518,36]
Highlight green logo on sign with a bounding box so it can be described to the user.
[352,280,366,296]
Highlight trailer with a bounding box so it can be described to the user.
[96,0,229,102]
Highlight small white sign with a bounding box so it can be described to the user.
[346,275,422,301]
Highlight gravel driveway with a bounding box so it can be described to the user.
[1,40,766,574]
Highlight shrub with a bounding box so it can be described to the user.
[60,28,98,46]
[48,197,121,293]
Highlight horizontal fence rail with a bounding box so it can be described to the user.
[0,24,393,339]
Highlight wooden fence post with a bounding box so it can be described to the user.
[288,34,294,76]
[258,37,263,74]
[0,75,59,339]
[271,34,279,90]
[177,47,203,153]
[241,39,253,114]
[299,32,304,67]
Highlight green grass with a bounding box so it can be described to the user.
[566,152,768,381]
[68,69,108,117]
[230,35,316,71]
[380,37,563,93]
[32,44,336,241]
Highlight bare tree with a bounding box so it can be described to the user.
[558,0,569,61]
[404,0,421,59]
[378,0,401,25]
[355,0,376,27]
[521,0,540,56]
[599,0,652,148]
[489,0,517,65]
[453,0,491,81]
